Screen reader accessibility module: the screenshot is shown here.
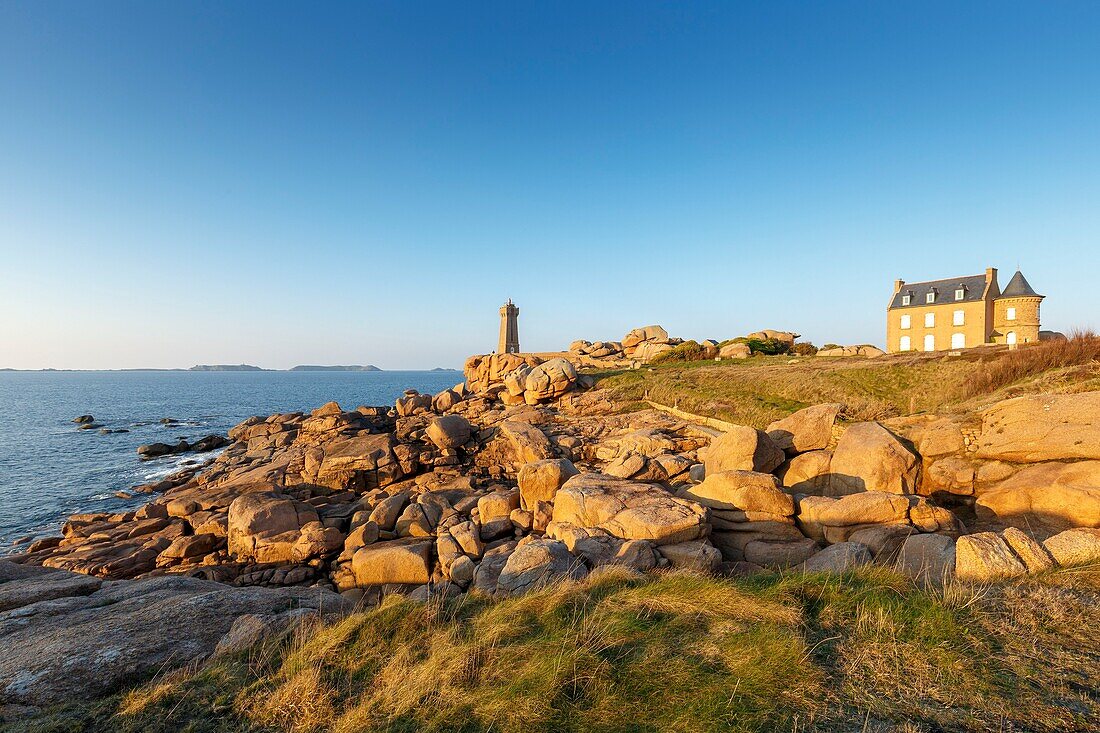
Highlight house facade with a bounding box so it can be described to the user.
[886,267,1043,353]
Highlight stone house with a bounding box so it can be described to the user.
[886,268,1043,353]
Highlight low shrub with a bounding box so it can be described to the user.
[739,337,790,356]
[790,342,818,356]
[650,340,712,364]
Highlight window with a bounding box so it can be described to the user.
[900,314,911,329]
[901,294,911,306]
[926,291,936,303]
[924,312,935,327]
[899,336,911,351]
[955,288,965,300]
[951,333,965,349]
[1006,306,1016,321]
[1007,331,1017,345]
[953,310,964,326]
[924,334,935,351]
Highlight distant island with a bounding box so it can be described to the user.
[289,365,382,372]
[430,367,460,372]
[188,364,268,372]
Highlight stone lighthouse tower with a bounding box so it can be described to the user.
[498,299,520,354]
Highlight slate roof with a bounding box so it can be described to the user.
[998,270,1042,299]
[889,273,990,310]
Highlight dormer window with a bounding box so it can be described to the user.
[955,288,965,300]
[926,290,936,303]
[901,294,911,306]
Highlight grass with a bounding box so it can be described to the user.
[9,565,1100,733]
[594,332,1100,428]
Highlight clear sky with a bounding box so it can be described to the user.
[1,1,1097,369]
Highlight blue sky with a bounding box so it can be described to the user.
[1,1,1097,369]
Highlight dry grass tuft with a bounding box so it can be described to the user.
[953,329,1100,402]
[241,665,338,733]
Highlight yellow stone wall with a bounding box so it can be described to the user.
[886,299,991,353]
[992,297,1042,345]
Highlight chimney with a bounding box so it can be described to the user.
[986,267,997,283]
[893,279,905,293]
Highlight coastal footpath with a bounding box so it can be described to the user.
[2,333,1100,725]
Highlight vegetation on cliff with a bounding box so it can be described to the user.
[598,332,1100,427]
[8,565,1098,733]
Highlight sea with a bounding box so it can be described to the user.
[0,370,463,546]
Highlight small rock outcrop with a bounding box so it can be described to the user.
[745,330,800,346]
[974,461,1100,531]
[552,473,710,545]
[463,354,583,406]
[137,434,229,460]
[719,342,751,359]
[703,426,785,475]
[622,325,673,361]
[496,538,587,595]
[518,458,579,510]
[896,533,956,586]
[766,403,842,455]
[828,422,920,496]
[0,562,348,706]
[1043,528,1100,566]
[227,491,326,564]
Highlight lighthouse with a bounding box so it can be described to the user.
[498,299,520,354]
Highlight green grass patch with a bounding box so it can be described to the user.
[592,346,1100,428]
[10,567,1099,733]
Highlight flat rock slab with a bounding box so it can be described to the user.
[0,573,349,706]
[977,392,1100,462]
[0,561,102,613]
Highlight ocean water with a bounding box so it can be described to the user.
[0,370,462,546]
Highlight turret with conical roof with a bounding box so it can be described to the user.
[999,270,1042,298]
[993,270,1044,346]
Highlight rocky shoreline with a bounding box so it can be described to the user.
[3,339,1100,712]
